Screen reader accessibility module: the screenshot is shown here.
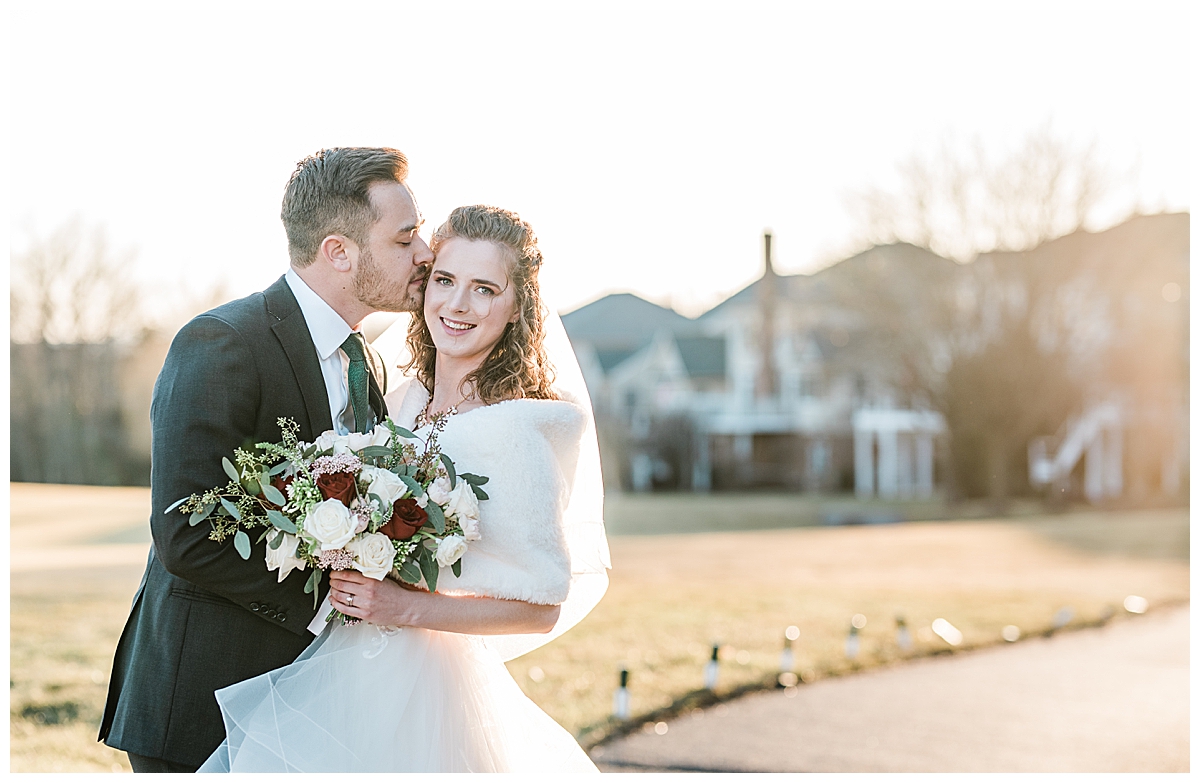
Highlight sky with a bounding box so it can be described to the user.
[8,1,1193,328]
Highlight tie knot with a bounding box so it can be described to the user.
[340,332,367,364]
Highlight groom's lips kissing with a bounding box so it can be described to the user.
[440,317,477,336]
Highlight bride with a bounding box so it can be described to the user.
[199,205,610,773]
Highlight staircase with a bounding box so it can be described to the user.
[1028,401,1123,503]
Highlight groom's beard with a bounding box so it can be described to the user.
[354,245,425,314]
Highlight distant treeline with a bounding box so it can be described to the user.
[10,341,151,486]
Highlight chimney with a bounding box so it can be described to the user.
[756,229,778,399]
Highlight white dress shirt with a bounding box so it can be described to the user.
[284,268,361,436]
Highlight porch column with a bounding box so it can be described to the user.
[877,426,899,500]
[854,427,874,498]
[915,431,935,499]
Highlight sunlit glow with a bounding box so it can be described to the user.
[736,650,751,665]
[778,672,799,687]
[851,614,867,629]
[654,722,669,735]
[8,8,1188,324]
[1001,625,1021,642]
[1161,282,1181,302]
[785,625,800,641]
[527,666,545,683]
[931,618,963,646]
[1124,595,1149,614]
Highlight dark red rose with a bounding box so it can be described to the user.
[380,497,427,541]
[316,471,357,506]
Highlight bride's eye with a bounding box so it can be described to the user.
[475,286,496,296]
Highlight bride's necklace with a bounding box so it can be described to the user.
[414,392,473,430]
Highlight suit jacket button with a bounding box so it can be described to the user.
[266,609,277,619]
[250,602,261,612]
[278,613,287,623]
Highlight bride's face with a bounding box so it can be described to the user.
[424,237,519,367]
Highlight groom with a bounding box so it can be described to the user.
[98,147,433,772]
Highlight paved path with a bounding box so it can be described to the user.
[592,606,1189,773]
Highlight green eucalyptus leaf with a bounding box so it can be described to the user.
[222,457,240,483]
[241,476,261,495]
[393,426,417,440]
[268,532,284,550]
[418,550,439,593]
[398,559,423,585]
[219,497,242,521]
[189,502,215,526]
[399,475,423,497]
[440,454,456,487]
[267,509,296,533]
[268,461,291,476]
[459,473,489,486]
[233,530,252,559]
[262,483,287,507]
[359,445,392,458]
[304,568,320,595]
[470,485,489,501]
[451,559,462,578]
[256,528,271,544]
[426,503,446,535]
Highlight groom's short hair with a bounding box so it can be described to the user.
[281,147,409,267]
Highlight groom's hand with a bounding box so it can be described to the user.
[328,570,417,626]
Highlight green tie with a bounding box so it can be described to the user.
[340,332,373,434]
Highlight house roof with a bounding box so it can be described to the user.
[675,336,726,378]
[562,292,695,352]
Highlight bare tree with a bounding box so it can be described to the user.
[10,219,151,484]
[851,123,1117,263]
[11,218,147,344]
[843,125,1128,503]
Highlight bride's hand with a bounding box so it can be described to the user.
[328,570,414,626]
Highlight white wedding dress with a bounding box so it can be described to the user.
[198,372,610,773]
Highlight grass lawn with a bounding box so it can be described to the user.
[9,483,1189,771]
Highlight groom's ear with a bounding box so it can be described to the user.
[318,235,354,273]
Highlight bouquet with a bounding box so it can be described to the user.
[168,414,488,624]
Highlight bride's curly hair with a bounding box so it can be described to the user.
[404,205,558,404]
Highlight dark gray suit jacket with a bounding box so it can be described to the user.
[99,276,388,767]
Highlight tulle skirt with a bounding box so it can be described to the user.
[197,622,597,773]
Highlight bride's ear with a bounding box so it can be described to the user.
[319,235,354,273]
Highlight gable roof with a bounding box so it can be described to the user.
[675,335,726,378]
[562,292,695,347]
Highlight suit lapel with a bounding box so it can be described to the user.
[264,276,335,438]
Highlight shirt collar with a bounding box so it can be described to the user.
[284,267,356,361]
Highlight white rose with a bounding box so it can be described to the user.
[315,430,352,454]
[264,532,307,582]
[347,423,392,452]
[458,514,481,542]
[363,466,408,507]
[435,534,468,568]
[346,532,395,581]
[427,475,452,506]
[444,480,480,522]
[303,498,357,550]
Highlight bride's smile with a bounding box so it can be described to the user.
[423,237,519,366]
